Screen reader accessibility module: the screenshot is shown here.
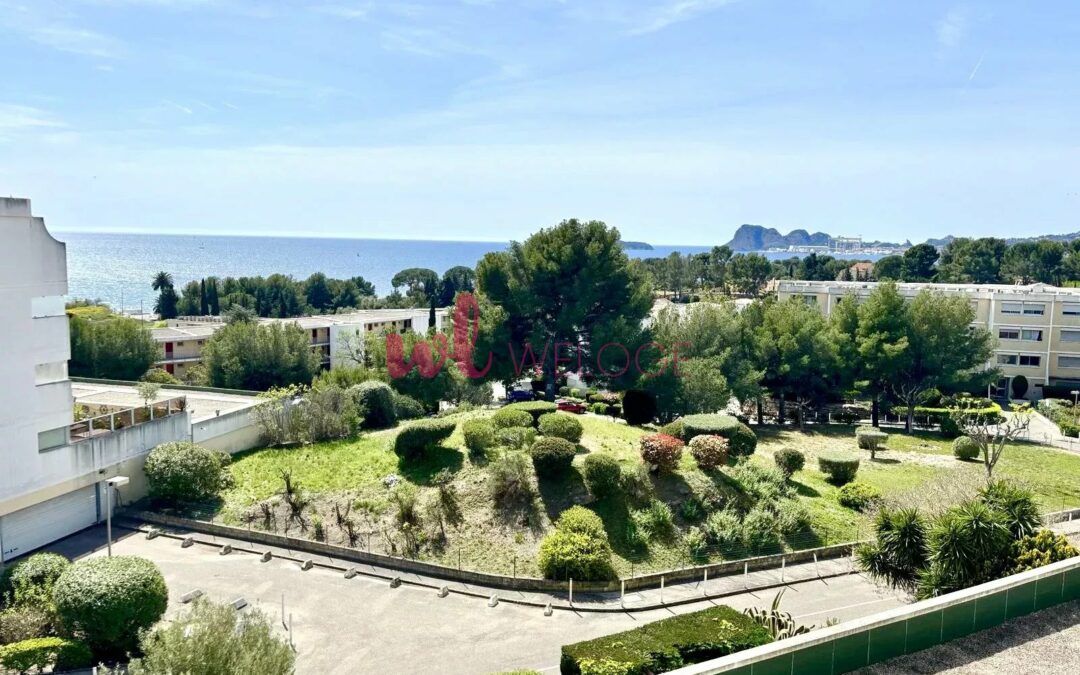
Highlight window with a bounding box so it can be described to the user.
[1024,303,1045,316]
[1019,355,1041,367]
[997,354,1018,365]
[1022,329,1043,341]
[1001,302,1022,315]
[1059,355,1080,369]
[998,328,1020,340]
[1063,303,1080,316]
[38,427,68,452]
[1062,330,1080,343]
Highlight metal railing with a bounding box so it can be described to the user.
[69,396,187,442]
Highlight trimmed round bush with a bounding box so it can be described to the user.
[818,453,861,485]
[953,435,980,461]
[392,392,425,420]
[773,448,806,478]
[492,406,534,429]
[53,556,167,658]
[504,401,558,425]
[680,414,757,456]
[531,437,577,477]
[350,381,396,429]
[688,434,728,470]
[0,552,69,605]
[838,482,881,511]
[462,418,496,455]
[393,418,456,458]
[639,433,684,472]
[582,453,622,498]
[659,419,686,441]
[621,389,657,425]
[0,637,93,673]
[143,442,227,503]
[725,422,758,457]
[538,508,614,581]
[538,412,584,443]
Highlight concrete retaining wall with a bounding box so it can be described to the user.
[192,407,261,454]
[130,510,857,593]
[670,555,1080,674]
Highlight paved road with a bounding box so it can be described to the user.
[47,526,905,675]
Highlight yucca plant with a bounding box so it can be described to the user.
[743,589,811,640]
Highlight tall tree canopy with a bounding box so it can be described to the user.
[69,314,159,381]
[202,321,321,390]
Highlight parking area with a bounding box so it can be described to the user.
[45,525,906,675]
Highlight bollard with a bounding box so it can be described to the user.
[703,569,708,596]
[620,580,625,609]
[569,578,574,605]
[544,602,553,617]
[781,556,786,583]
[814,553,819,578]
[744,561,748,589]
[660,576,665,604]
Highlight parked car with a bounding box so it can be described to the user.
[506,389,534,403]
[556,398,587,414]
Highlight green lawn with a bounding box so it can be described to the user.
[207,413,1080,577]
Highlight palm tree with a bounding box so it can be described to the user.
[152,271,174,291]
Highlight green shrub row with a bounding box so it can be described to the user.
[0,637,93,673]
[675,414,758,457]
[560,605,772,675]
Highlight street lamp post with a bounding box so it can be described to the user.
[105,476,130,556]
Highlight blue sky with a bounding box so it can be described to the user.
[1,1,1077,245]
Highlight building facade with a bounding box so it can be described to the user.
[152,309,447,381]
[772,279,1080,400]
[0,199,189,561]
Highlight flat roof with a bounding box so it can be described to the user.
[153,308,451,340]
[72,382,259,422]
[773,279,1080,297]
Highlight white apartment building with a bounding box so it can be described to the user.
[0,199,189,562]
[152,308,449,381]
[772,279,1080,401]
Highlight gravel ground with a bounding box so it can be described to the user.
[857,600,1080,674]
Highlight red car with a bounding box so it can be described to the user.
[556,399,587,414]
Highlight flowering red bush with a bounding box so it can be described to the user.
[688,434,729,470]
[639,433,684,472]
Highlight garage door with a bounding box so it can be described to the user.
[0,486,99,562]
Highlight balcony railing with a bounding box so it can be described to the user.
[69,396,187,443]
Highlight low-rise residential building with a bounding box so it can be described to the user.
[153,309,448,380]
[772,279,1080,400]
[1,198,190,561]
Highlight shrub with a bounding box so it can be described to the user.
[462,418,496,455]
[582,454,622,499]
[741,507,781,551]
[680,415,759,457]
[775,500,811,536]
[1011,530,1079,574]
[639,434,684,472]
[538,412,584,443]
[489,452,535,507]
[978,479,1041,538]
[0,604,57,645]
[559,386,571,397]
[679,496,706,523]
[141,367,180,384]
[773,448,805,478]
[0,552,69,606]
[53,556,168,658]
[560,605,771,675]
[631,500,675,541]
[393,418,456,458]
[659,419,686,441]
[124,599,294,675]
[838,482,881,511]
[350,380,396,429]
[730,462,790,502]
[492,406,534,429]
[392,392,426,420]
[685,527,709,562]
[531,437,577,477]
[952,435,980,461]
[496,425,537,451]
[818,453,860,485]
[504,401,558,425]
[688,435,728,470]
[704,510,742,550]
[0,637,93,673]
[621,389,657,425]
[538,508,614,581]
[144,442,228,503]
[589,402,610,416]
[855,425,888,457]
[620,464,654,504]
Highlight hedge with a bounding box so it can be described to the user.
[560,605,772,675]
[538,412,584,443]
[680,414,757,457]
[462,419,496,454]
[144,442,228,503]
[493,406,535,429]
[53,556,168,658]
[0,637,93,673]
[393,418,457,458]
[531,437,577,476]
[504,401,559,425]
[818,453,860,485]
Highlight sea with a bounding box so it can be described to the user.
[56,232,882,314]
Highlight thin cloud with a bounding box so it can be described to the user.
[0,103,66,130]
[564,0,740,36]
[937,7,967,48]
[27,25,123,58]
[161,99,193,114]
